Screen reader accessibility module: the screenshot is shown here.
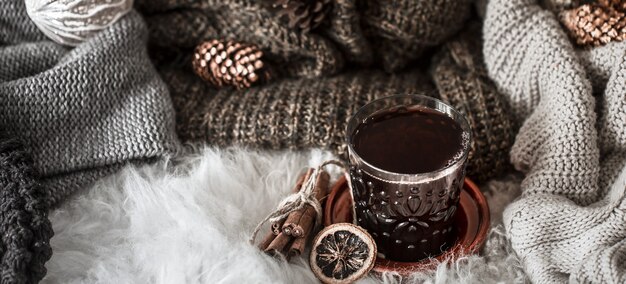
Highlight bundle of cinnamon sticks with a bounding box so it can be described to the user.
[258,168,329,260]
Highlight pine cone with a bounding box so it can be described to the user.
[192,39,271,90]
[561,3,626,46]
[273,0,332,33]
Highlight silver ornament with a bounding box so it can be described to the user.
[25,0,134,46]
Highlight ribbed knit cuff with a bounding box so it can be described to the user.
[0,132,53,284]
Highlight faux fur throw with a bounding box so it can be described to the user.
[484,0,626,282]
[43,148,528,283]
[0,0,179,208]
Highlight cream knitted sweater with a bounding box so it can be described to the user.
[484,0,626,283]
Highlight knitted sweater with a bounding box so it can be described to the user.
[0,133,53,284]
[138,0,515,183]
[484,0,626,282]
[0,0,179,208]
[137,0,471,74]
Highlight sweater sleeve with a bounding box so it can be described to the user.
[0,132,53,284]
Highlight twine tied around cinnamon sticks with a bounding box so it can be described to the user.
[250,160,346,258]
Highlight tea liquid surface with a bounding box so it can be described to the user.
[351,106,464,174]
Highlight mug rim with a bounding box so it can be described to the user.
[346,94,472,182]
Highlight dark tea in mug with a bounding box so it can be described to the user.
[347,95,471,262]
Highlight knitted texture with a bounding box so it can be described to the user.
[136,0,517,182]
[431,23,515,184]
[270,0,333,33]
[0,132,53,284]
[167,67,436,158]
[362,0,472,72]
[484,0,626,283]
[136,0,470,75]
[1,0,179,207]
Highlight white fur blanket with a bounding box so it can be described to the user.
[42,148,528,283]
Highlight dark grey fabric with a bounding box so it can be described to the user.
[0,132,53,284]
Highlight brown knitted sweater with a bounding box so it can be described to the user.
[136,0,514,183]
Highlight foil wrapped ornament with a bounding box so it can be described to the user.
[25,0,133,46]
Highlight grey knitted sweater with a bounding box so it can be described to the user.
[1,1,179,208]
[484,0,626,283]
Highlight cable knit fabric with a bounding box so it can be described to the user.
[0,132,53,284]
[484,0,626,282]
[0,0,179,207]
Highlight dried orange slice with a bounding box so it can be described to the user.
[310,223,376,284]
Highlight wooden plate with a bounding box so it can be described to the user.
[324,175,490,276]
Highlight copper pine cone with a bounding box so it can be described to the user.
[273,0,332,33]
[192,39,270,90]
[561,3,626,46]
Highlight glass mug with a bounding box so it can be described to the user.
[346,95,471,262]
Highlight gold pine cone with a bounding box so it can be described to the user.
[192,39,271,90]
[560,3,626,46]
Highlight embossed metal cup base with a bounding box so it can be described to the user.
[349,165,463,261]
[346,95,471,262]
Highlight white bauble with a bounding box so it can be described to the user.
[25,0,134,46]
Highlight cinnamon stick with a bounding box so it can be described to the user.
[312,170,330,206]
[282,209,304,235]
[282,169,315,235]
[293,169,315,193]
[271,219,284,235]
[291,206,316,237]
[288,235,308,259]
[269,170,313,235]
[258,231,277,250]
[286,170,330,236]
[288,220,314,259]
[284,171,330,260]
[264,232,291,256]
[258,168,329,259]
